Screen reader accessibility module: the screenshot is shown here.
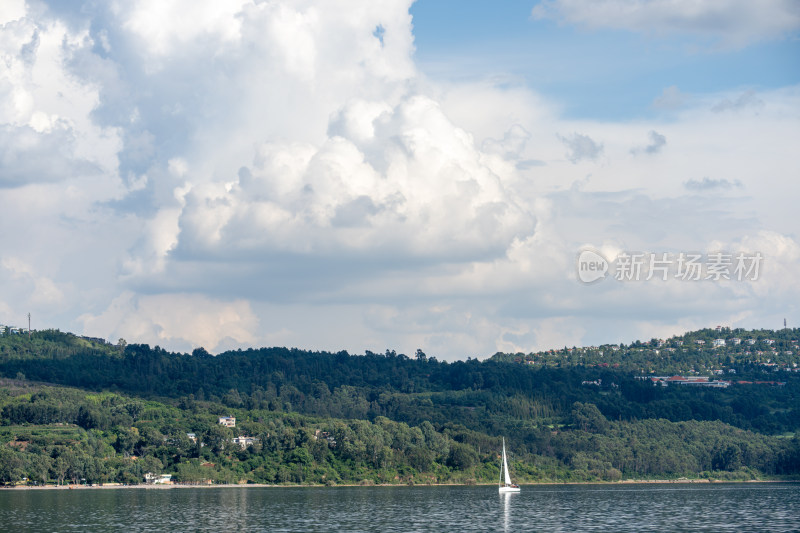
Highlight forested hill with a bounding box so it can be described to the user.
[491,327,800,374]
[0,328,799,485]
[1,328,799,437]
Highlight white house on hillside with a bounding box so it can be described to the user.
[218,416,236,428]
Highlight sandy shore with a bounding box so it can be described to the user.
[1,483,275,490]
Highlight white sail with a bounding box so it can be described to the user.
[502,439,512,485]
[499,437,520,493]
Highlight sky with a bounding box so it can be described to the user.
[1,0,799,360]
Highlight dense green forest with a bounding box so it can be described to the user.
[0,328,798,486]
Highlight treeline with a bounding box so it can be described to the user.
[0,383,479,486]
[494,327,800,373]
[0,331,798,438]
[1,383,799,486]
[1,329,799,485]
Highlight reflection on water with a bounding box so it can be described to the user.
[0,483,798,532]
[501,490,515,532]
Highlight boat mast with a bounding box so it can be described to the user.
[499,438,504,486]
[501,438,507,486]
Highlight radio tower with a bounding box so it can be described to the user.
[28,313,31,337]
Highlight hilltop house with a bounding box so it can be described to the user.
[218,416,236,428]
[314,430,337,447]
[232,436,258,449]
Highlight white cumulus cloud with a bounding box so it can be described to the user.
[0,0,797,359]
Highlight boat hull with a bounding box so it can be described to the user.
[499,486,521,493]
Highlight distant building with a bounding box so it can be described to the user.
[314,430,337,447]
[218,416,236,428]
[145,473,173,484]
[80,335,108,345]
[731,338,742,345]
[232,436,258,449]
[713,339,725,348]
[647,375,730,388]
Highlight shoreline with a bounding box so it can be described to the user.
[3,478,797,491]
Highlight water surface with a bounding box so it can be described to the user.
[1,483,798,532]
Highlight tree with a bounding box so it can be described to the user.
[408,447,434,472]
[203,424,232,454]
[288,447,312,466]
[713,444,742,471]
[0,447,24,483]
[192,347,210,358]
[447,442,477,470]
[52,456,68,485]
[62,450,84,485]
[223,389,244,407]
[175,461,208,484]
[571,402,609,433]
[27,454,52,485]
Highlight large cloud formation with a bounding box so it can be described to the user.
[1,0,798,358]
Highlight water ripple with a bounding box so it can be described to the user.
[1,483,798,532]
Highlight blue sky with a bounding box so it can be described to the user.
[1,0,799,359]
[411,0,800,119]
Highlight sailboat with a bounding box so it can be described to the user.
[498,437,520,493]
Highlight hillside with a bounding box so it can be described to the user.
[491,327,800,374]
[0,328,799,485]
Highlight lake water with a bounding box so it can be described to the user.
[1,483,798,532]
